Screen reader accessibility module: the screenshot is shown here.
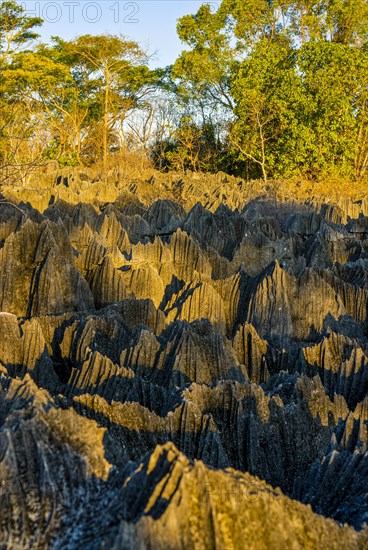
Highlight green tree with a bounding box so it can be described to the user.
[0,1,44,183]
[52,35,156,171]
[172,0,368,181]
[299,40,368,178]
[163,115,223,172]
[231,37,307,182]
[174,4,235,111]
[0,0,42,61]
[3,33,160,168]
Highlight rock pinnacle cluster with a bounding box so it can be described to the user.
[0,171,368,549]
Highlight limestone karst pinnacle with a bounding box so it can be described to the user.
[0,171,368,548]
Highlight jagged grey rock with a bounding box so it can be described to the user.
[0,186,368,548]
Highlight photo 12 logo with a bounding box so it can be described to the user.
[21,1,140,24]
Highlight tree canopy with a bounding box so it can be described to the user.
[1,0,368,182]
[173,0,368,180]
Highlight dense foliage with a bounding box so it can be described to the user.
[1,0,368,182]
[174,0,368,181]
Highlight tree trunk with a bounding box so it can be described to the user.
[103,74,110,179]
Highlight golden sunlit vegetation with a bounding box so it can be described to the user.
[1,0,368,191]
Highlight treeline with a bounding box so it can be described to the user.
[1,0,368,183]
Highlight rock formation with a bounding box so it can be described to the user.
[0,173,368,548]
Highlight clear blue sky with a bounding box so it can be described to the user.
[23,1,216,66]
